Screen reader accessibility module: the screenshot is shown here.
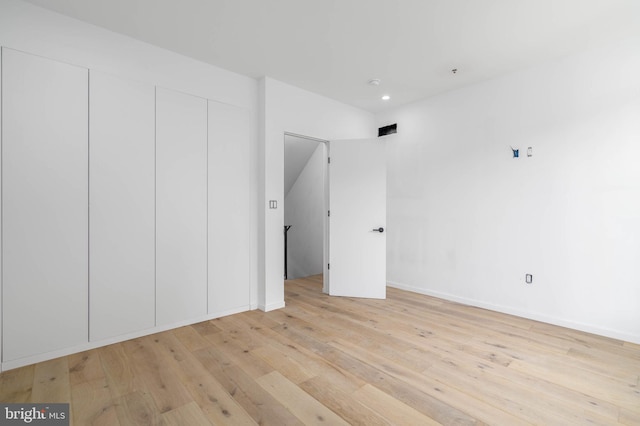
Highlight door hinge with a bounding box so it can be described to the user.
[328,157,331,164]
[327,263,330,270]
[328,210,330,217]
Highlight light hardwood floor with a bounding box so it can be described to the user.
[1,275,639,425]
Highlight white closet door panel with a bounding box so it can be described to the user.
[2,48,88,361]
[156,87,208,325]
[89,71,156,341]
[208,101,251,313]
[0,49,3,357]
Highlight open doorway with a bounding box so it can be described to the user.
[283,133,329,292]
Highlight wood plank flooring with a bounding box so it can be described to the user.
[1,275,639,425]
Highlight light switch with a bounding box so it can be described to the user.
[269,200,277,209]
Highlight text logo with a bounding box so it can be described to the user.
[1,404,69,425]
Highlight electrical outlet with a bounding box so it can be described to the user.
[526,274,533,284]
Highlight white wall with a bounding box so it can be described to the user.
[259,77,375,311]
[0,0,258,308]
[285,144,325,279]
[1,0,376,369]
[0,0,259,370]
[0,0,254,108]
[377,36,640,343]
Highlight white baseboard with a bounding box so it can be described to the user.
[259,301,286,312]
[1,304,254,372]
[387,281,640,345]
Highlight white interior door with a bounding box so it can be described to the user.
[329,138,386,299]
[89,70,156,341]
[208,100,251,314]
[156,87,208,326]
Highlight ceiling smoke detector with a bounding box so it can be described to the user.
[368,78,381,86]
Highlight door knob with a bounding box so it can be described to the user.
[372,227,384,233]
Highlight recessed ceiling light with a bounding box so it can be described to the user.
[381,95,390,101]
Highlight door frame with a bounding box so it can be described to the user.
[283,132,330,293]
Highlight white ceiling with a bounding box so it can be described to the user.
[23,0,640,112]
